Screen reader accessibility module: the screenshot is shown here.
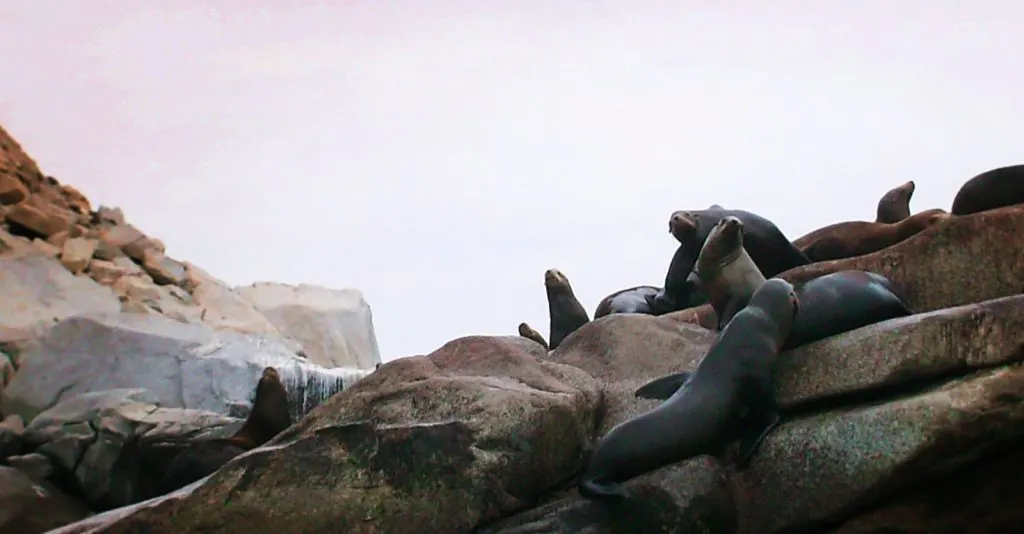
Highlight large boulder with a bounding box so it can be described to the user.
[46,335,600,533]
[0,254,121,343]
[0,465,92,534]
[235,282,383,369]
[1,312,371,423]
[22,388,241,509]
[671,203,1024,328]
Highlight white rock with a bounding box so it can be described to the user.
[0,312,372,423]
[0,254,121,343]
[235,281,382,369]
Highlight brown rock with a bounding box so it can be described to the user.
[141,249,186,286]
[59,184,91,215]
[672,204,1024,328]
[30,239,60,258]
[86,259,129,286]
[0,465,91,533]
[59,237,99,275]
[50,336,600,534]
[99,224,155,262]
[92,240,125,261]
[0,175,28,206]
[5,202,72,238]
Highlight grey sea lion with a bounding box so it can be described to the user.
[876,180,915,223]
[517,322,549,350]
[593,285,661,319]
[579,278,800,501]
[694,215,766,329]
[793,208,950,262]
[951,164,1024,216]
[636,270,912,400]
[544,268,590,350]
[646,205,808,314]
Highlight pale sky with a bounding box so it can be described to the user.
[2,2,1023,361]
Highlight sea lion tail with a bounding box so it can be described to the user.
[578,478,628,502]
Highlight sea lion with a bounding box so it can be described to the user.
[157,366,293,495]
[647,205,809,314]
[518,322,549,350]
[593,285,661,318]
[636,270,912,401]
[545,268,590,350]
[876,180,915,223]
[951,164,1024,216]
[694,215,765,329]
[579,278,799,501]
[793,208,951,263]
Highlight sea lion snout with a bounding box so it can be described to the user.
[544,268,564,287]
[669,211,697,239]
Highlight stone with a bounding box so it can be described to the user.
[94,205,124,226]
[236,281,384,369]
[60,184,91,214]
[23,388,242,508]
[44,335,600,533]
[4,201,72,238]
[98,224,155,262]
[547,313,716,433]
[0,226,32,255]
[140,249,186,286]
[91,240,125,261]
[0,465,92,534]
[6,453,53,480]
[0,254,121,344]
[60,237,99,274]
[86,259,129,286]
[672,204,1024,328]
[0,414,25,461]
[181,263,282,338]
[0,174,28,205]
[30,238,60,257]
[1,312,372,423]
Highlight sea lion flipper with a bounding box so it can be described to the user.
[634,372,691,400]
[716,298,746,330]
[735,382,782,467]
[578,478,629,502]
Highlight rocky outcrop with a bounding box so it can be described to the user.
[0,313,371,424]
[235,282,382,369]
[0,465,92,534]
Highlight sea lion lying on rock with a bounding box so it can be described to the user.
[593,285,661,318]
[793,208,951,263]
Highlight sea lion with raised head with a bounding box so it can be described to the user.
[593,285,661,319]
[793,208,951,263]
[544,268,590,350]
[579,278,800,501]
[636,270,912,400]
[156,367,293,495]
[517,322,549,350]
[951,164,1024,216]
[694,215,766,329]
[876,180,915,223]
[646,205,808,314]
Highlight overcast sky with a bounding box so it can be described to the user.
[2,2,1023,361]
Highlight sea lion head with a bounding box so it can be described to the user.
[668,210,698,242]
[544,268,573,294]
[261,366,281,382]
[877,180,916,222]
[518,322,534,337]
[748,278,800,339]
[696,216,744,277]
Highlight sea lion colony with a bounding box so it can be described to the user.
[514,163,1024,501]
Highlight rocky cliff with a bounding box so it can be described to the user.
[0,123,384,530]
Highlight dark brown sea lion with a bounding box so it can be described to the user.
[693,216,765,329]
[637,270,912,400]
[157,367,293,495]
[646,205,809,314]
[545,268,590,350]
[579,278,799,501]
[876,180,915,223]
[793,208,951,263]
[593,285,661,319]
[951,164,1024,216]
[517,322,549,350]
